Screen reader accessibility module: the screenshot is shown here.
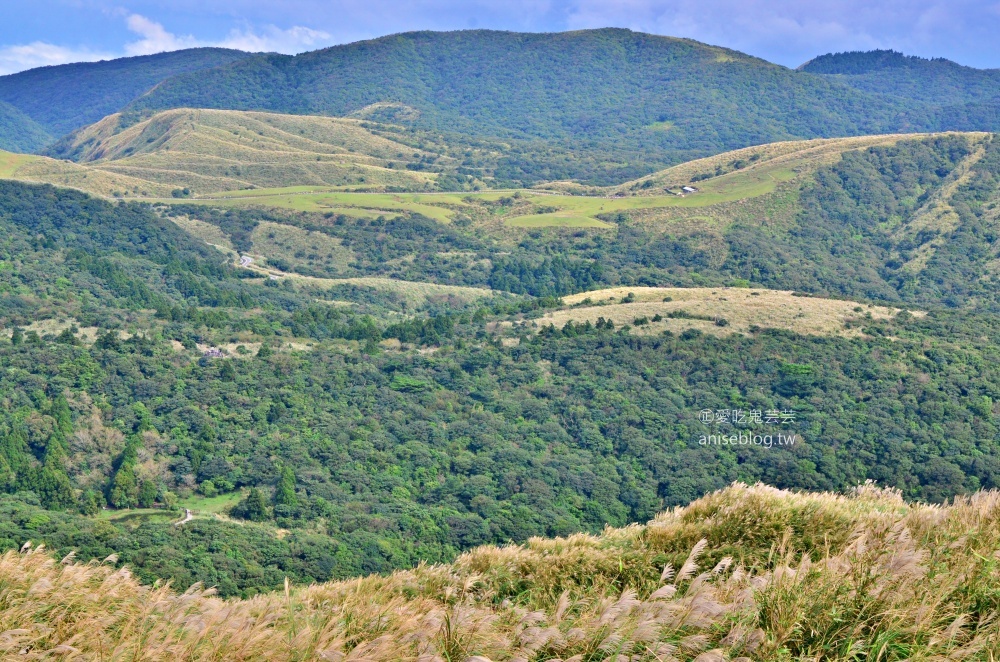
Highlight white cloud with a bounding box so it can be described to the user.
[0,13,332,76]
[122,14,331,56]
[0,42,115,76]
[124,14,201,56]
[218,25,332,53]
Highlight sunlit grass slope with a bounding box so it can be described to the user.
[608,133,976,197]
[7,482,1000,660]
[44,108,450,194]
[541,286,917,337]
[182,132,989,229]
[3,130,990,234]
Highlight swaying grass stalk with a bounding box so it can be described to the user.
[4,482,1000,660]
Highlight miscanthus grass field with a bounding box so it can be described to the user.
[5,482,1000,661]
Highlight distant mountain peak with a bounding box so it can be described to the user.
[799,49,965,75]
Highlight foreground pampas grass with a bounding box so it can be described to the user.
[5,482,1000,660]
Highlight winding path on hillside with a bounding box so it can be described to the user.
[175,509,194,527]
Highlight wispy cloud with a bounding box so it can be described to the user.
[0,13,332,76]
[218,25,332,53]
[0,42,115,76]
[124,14,331,56]
[124,14,201,56]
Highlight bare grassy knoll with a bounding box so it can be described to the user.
[542,287,916,337]
[609,133,985,197]
[7,482,1000,660]
[0,149,40,177]
[582,132,992,236]
[36,108,457,195]
[0,148,161,197]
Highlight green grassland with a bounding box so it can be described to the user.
[174,165,805,227]
[177,491,243,516]
[171,133,936,228]
[187,162,801,228]
[0,149,40,177]
[3,115,975,235]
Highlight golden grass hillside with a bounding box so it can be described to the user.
[611,132,991,198]
[7,482,1000,660]
[0,148,177,198]
[540,287,920,337]
[16,109,461,197]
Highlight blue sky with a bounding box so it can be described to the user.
[1,0,999,75]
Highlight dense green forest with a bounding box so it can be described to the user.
[0,100,51,152]
[800,51,1000,136]
[2,133,1000,597]
[0,47,251,139]
[802,49,1000,104]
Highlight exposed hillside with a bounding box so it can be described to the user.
[609,133,919,195]
[0,48,252,139]
[540,286,912,337]
[41,108,480,194]
[122,29,949,184]
[177,132,1000,313]
[2,35,998,183]
[8,482,1000,661]
[0,100,51,152]
[575,132,1000,310]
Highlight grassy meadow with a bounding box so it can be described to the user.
[542,286,914,337]
[4,124,964,233]
[0,149,40,177]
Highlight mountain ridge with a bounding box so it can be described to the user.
[0,47,254,141]
[801,49,1000,106]
[3,31,1000,186]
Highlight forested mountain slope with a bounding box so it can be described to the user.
[117,29,952,184]
[119,30,1000,184]
[3,32,999,184]
[801,50,1000,135]
[3,133,1000,595]
[0,48,252,140]
[4,27,1000,655]
[6,131,1000,312]
[801,49,1000,104]
[0,100,52,153]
